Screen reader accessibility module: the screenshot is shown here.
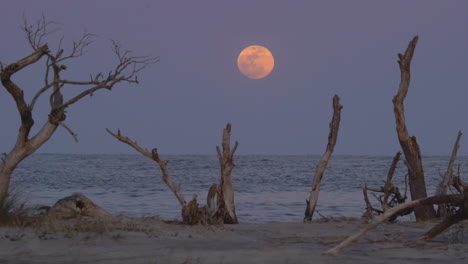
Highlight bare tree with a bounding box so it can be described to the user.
[392,36,435,221]
[0,16,158,204]
[304,95,342,221]
[106,123,239,225]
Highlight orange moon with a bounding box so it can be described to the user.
[237,45,274,79]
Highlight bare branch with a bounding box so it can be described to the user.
[29,82,56,111]
[437,131,462,217]
[22,14,61,50]
[105,128,186,207]
[304,95,342,221]
[362,185,374,219]
[56,31,96,62]
[325,193,465,255]
[44,56,51,87]
[55,41,158,110]
[1,45,50,145]
[59,122,78,143]
[382,152,401,211]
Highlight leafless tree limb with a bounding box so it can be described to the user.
[304,95,342,221]
[362,185,376,219]
[22,14,61,50]
[105,128,186,207]
[325,192,467,255]
[436,131,462,217]
[59,122,78,143]
[382,152,402,211]
[361,152,411,222]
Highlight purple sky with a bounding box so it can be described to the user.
[1,0,468,155]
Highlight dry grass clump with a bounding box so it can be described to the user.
[2,213,165,240]
[0,188,28,227]
[0,191,167,239]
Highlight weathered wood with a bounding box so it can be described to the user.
[47,194,111,219]
[382,152,402,211]
[325,194,465,255]
[436,131,462,217]
[392,36,435,221]
[106,128,187,207]
[362,152,408,221]
[423,186,468,240]
[107,124,239,225]
[362,185,375,219]
[304,95,342,221]
[215,123,239,224]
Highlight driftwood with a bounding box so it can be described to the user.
[436,131,462,217]
[304,95,342,221]
[106,123,239,225]
[214,123,239,224]
[362,184,378,219]
[392,36,435,221]
[362,152,411,221]
[325,189,468,255]
[47,194,111,219]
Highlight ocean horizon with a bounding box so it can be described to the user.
[10,153,467,223]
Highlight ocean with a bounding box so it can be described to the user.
[9,154,467,223]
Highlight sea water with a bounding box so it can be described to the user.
[10,154,468,223]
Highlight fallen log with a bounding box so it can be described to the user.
[325,192,467,255]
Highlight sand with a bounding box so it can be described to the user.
[0,217,467,264]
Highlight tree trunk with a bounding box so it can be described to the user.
[215,123,239,224]
[304,95,342,221]
[392,36,435,221]
[0,122,58,203]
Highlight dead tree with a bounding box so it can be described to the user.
[392,36,435,221]
[304,95,342,222]
[362,152,411,221]
[106,123,239,225]
[0,16,157,205]
[214,123,239,224]
[326,186,468,255]
[436,131,462,217]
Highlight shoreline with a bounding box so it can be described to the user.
[1,217,467,263]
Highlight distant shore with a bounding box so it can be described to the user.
[1,216,467,263]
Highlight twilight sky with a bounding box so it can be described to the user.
[1,0,468,155]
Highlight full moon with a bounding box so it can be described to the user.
[237,45,275,79]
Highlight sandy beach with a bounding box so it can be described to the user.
[0,217,467,264]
